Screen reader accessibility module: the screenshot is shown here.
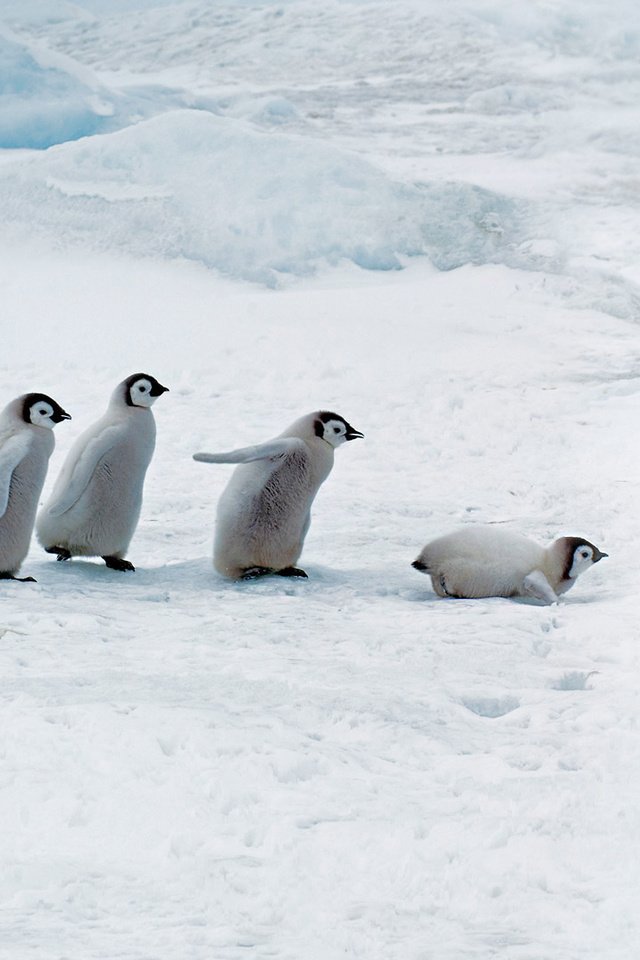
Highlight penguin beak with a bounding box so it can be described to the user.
[53,409,72,423]
[151,383,170,397]
[593,549,608,563]
[345,429,364,441]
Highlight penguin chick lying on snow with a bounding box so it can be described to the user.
[37,373,168,572]
[194,410,363,580]
[0,393,71,583]
[412,526,607,603]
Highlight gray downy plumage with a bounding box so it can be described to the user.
[412,525,607,603]
[194,410,363,580]
[0,393,71,581]
[36,373,168,570]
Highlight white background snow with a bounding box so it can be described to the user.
[1,0,639,957]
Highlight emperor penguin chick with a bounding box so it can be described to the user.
[194,410,364,580]
[412,526,607,603]
[37,373,168,572]
[0,393,71,583]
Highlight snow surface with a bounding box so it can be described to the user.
[1,1,640,958]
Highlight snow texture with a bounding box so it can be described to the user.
[1,1,640,958]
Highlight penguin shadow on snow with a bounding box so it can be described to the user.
[35,556,316,596]
[407,578,605,608]
[33,556,212,594]
[30,554,163,590]
[303,561,440,604]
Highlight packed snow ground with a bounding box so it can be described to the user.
[1,1,640,958]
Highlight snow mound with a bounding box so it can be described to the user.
[0,24,196,150]
[0,109,533,283]
[0,31,120,149]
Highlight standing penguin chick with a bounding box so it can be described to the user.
[194,410,364,580]
[36,373,168,572]
[412,526,607,603]
[0,393,71,583]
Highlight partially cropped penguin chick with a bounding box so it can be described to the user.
[0,393,71,583]
[37,373,168,572]
[412,526,607,603]
[193,410,364,580]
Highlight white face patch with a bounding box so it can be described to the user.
[321,418,348,447]
[28,401,56,429]
[129,378,156,408]
[568,544,594,579]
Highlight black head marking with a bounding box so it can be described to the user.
[315,410,364,441]
[560,537,607,580]
[124,373,170,406]
[318,411,347,425]
[22,393,71,424]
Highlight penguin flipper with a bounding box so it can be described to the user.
[46,425,122,517]
[522,570,558,604]
[193,438,303,464]
[0,433,32,518]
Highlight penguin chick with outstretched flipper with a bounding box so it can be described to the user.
[0,393,71,583]
[194,410,363,580]
[412,525,607,603]
[37,373,168,572]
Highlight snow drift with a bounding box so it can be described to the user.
[0,109,533,284]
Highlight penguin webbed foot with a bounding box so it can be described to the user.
[102,556,135,572]
[275,567,308,579]
[240,565,309,581]
[45,545,72,562]
[0,572,37,583]
[240,566,273,580]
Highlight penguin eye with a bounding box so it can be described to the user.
[581,550,589,558]
[39,408,47,416]
[333,426,340,433]
[138,385,145,392]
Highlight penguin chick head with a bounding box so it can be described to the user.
[556,537,608,580]
[121,373,170,409]
[313,411,364,448]
[22,394,71,429]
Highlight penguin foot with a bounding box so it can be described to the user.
[240,566,273,580]
[45,546,72,561]
[275,567,308,579]
[0,572,37,583]
[102,556,135,572]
